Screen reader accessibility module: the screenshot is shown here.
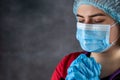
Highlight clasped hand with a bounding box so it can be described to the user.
[66,54,101,80]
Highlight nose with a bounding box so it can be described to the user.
[84,17,92,24]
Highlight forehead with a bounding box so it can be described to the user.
[77,4,107,16]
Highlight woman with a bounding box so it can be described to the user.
[51,0,120,80]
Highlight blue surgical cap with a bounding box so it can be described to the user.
[73,0,120,23]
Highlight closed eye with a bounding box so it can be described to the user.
[78,20,85,23]
[93,19,105,24]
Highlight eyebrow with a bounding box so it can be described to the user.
[76,13,106,18]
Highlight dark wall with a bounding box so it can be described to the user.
[0,0,81,80]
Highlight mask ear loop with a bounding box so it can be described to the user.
[111,22,118,28]
[110,22,119,45]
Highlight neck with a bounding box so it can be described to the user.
[90,45,120,78]
[91,45,120,60]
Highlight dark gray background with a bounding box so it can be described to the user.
[0,0,81,80]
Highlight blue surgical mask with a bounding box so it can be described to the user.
[76,22,116,53]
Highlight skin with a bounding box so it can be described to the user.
[77,5,120,78]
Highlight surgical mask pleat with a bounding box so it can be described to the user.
[76,22,112,53]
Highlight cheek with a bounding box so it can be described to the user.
[109,26,119,43]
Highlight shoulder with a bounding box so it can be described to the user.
[61,51,89,65]
[60,51,89,71]
[51,51,87,80]
[61,52,83,67]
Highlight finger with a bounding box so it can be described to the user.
[65,73,74,80]
[68,62,87,76]
[85,65,94,77]
[92,60,101,76]
[67,66,78,74]
[88,57,94,69]
[90,57,97,75]
[75,62,88,75]
[79,56,94,77]
[66,71,86,80]
[70,54,87,67]
[82,57,92,69]
[93,64,98,76]
[70,60,78,67]
[96,63,102,75]
[90,57,102,76]
[77,54,87,61]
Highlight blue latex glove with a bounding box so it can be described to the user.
[65,54,102,80]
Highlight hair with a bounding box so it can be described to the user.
[73,0,120,23]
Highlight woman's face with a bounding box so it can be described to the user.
[77,5,119,44]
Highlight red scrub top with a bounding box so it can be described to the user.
[51,51,120,80]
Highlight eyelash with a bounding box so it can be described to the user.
[78,20,84,23]
[78,20,104,23]
[93,20,104,23]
